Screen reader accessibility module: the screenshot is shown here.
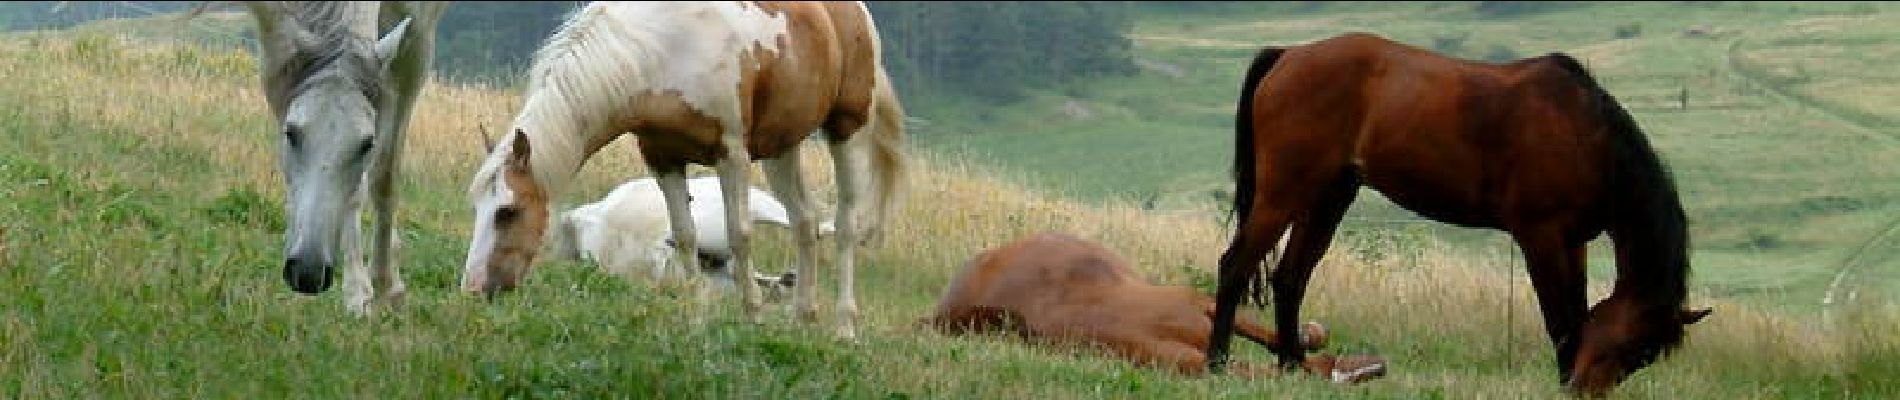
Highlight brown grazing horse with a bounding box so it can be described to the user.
[1203,33,1710,396]
[929,233,1387,383]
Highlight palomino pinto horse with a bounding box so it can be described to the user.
[1204,33,1710,396]
[927,233,1386,383]
[461,2,905,340]
[230,1,445,314]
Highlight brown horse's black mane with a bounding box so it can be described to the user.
[1543,53,1692,317]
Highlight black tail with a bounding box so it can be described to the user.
[1232,46,1286,306]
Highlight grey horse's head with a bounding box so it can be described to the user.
[246,2,413,294]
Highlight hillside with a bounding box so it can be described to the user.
[0,8,1893,399]
[913,1,1900,316]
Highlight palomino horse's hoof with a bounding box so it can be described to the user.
[1304,354,1388,384]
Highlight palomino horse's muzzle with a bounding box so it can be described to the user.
[283,255,335,294]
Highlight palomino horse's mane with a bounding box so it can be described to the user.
[469,4,654,203]
[257,2,386,117]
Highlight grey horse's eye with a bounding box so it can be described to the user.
[283,125,301,148]
[355,138,374,158]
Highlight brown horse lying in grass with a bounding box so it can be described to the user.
[927,233,1386,383]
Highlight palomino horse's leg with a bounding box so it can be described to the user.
[826,134,869,340]
[654,171,698,289]
[716,151,765,322]
[1266,174,1359,368]
[761,151,821,323]
[1509,224,1589,382]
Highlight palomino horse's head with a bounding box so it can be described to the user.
[461,130,552,295]
[250,3,413,294]
[1568,298,1712,396]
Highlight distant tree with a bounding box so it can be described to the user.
[433,1,583,84]
[0,1,194,31]
[867,1,1138,104]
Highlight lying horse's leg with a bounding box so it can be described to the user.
[762,151,821,323]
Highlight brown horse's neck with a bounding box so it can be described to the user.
[1543,51,1693,311]
[1597,93,1690,311]
[1606,194,1689,310]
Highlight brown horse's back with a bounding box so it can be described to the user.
[1248,33,1612,230]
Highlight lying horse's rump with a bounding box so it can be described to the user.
[928,233,1384,382]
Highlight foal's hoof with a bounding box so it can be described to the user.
[1303,354,1387,384]
[1299,321,1328,350]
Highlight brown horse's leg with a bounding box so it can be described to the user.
[1207,206,1293,373]
[1511,225,1589,382]
[1268,174,1360,369]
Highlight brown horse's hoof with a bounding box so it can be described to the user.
[1299,321,1328,350]
[1303,354,1387,384]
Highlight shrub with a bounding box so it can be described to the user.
[1614,22,1643,39]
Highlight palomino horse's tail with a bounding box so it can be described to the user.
[856,69,908,242]
[1232,46,1287,306]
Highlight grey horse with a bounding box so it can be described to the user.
[230,1,446,314]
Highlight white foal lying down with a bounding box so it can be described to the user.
[548,176,833,299]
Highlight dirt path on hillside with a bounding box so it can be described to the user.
[1725,37,1900,312]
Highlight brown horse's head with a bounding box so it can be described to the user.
[1568,298,1711,396]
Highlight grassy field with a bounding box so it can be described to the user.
[0,5,1895,399]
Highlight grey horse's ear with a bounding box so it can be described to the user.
[374,16,413,71]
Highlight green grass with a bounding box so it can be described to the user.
[0,6,1894,399]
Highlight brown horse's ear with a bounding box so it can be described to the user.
[1680,307,1712,325]
[507,128,532,169]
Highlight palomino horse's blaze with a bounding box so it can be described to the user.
[928,233,1385,383]
[461,1,905,340]
[1204,33,1710,396]
[231,1,445,314]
